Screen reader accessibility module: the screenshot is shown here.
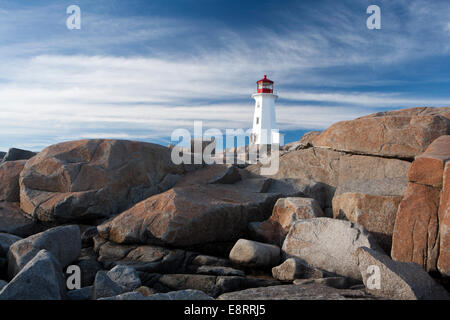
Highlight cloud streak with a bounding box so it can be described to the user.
[0,0,450,151]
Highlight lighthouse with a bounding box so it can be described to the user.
[250,75,283,146]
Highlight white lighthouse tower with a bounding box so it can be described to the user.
[250,75,283,146]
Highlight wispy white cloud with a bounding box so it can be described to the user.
[281,91,450,107]
[1,54,446,151]
[1,0,450,151]
[0,62,443,149]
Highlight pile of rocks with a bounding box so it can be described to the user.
[0,107,449,300]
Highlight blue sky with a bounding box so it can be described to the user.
[1,0,450,151]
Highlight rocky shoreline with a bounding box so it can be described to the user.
[0,106,449,300]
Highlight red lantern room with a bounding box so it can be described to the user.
[256,75,274,93]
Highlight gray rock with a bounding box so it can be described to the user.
[2,148,36,162]
[67,286,93,300]
[196,265,245,277]
[293,277,355,289]
[92,270,123,300]
[8,225,81,278]
[145,289,214,300]
[107,265,141,292]
[272,258,330,281]
[0,152,5,160]
[229,239,280,268]
[217,283,376,300]
[282,218,382,280]
[0,233,22,257]
[0,250,65,300]
[356,246,449,300]
[208,166,241,184]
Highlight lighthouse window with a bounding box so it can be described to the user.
[256,117,259,124]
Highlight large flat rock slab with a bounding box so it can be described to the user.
[98,185,280,247]
[312,107,450,159]
[246,148,410,212]
[336,154,410,197]
[98,165,282,247]
[246,147,343,209]
[19,139,184,223]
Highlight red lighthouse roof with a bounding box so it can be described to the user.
[256,75,274,93]
[257,75,273,83]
